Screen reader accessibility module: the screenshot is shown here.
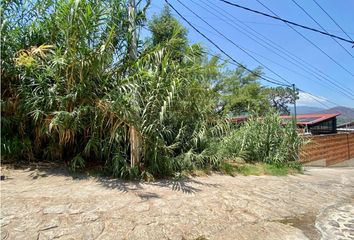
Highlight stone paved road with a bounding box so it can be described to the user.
[1,167,354,240]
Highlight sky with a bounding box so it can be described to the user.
[143,0,354,109]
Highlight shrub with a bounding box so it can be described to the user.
[218,111,305,166]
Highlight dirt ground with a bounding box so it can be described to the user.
[1,165,354,240]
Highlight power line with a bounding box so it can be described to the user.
[217,0,354,95]
[148,19,344,98]
[174,0,293,86]
[298,89,339,109]
[151,2,354,36]
[163,0,290,88]
[204,49,306,85]
[214,54,340,109]
[255,0,354,78]
[246,48,354,100]
[290,0,354,58]
[219,0,354,45]
[198,1,354,83]
[208,49,340,110]
[299,91,334,108]
[143,15,286,86]
[158,12,354,35]
[194,0,354,100]
[312,0,354,43]
[163,0,348,108]
[231,21,354,35]
[244,0,354,94]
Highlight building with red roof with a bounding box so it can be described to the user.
[280,113,340,135]
[229,113,340,135]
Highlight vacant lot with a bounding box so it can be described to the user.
[1,166,353,240]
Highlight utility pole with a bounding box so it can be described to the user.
[128,0,140,167]
[292,83,297,126]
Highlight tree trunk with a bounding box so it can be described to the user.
[128,0,140,167]
[129,126,140,167]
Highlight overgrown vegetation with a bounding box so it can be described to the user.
[1,1,303,179]
[219,112,304,165]
[216,111,304,175]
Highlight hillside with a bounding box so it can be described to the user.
[289,106,354,124]
[320,106,354,124]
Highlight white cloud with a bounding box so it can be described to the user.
[296,92,328,106]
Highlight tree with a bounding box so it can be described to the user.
[213,66,269,116]
[148,5,188,61]
[2,1,301,178]
[265,87,298,115]
[1,0,224,177]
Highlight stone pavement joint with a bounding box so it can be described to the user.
[1,167,354,240]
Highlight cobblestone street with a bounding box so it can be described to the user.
[1,167,354,240]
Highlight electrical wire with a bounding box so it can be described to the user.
[312,0,354,43]
[157,1,347,109]
[152,1,354,90]
[199,0,354,95]
[163,0,290,87]
[255,0,354,78]
[298,89,340,109]
[290,0,354,58]
[144,22,289,87]
[193,0,354,100]
[219,0,354,45]
[215,0,354,95]
[174,0,293,86]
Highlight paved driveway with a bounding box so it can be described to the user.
[1,167,354,240]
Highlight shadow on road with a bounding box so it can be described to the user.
[97,176,221,195]
[2,162,221,195]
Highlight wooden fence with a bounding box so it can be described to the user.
[300,132,354,166]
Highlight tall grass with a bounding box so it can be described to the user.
[218,111,305,166]
[1,1,304,178]
[1,0,226,178]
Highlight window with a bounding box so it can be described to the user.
[309,118,336,134]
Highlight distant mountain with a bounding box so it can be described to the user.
[320,106,354,124]
[289,106,324,115]
[288,106,354,124]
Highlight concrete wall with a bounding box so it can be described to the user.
[300,132,354,166]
